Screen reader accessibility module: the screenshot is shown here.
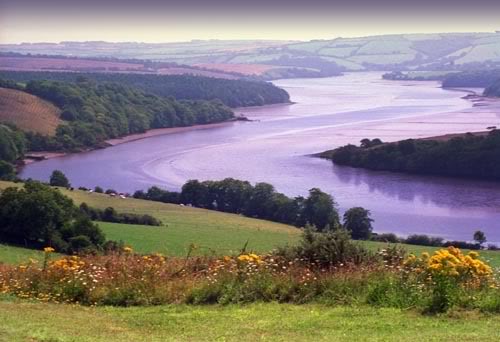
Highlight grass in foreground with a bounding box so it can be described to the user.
[0,299,498,342]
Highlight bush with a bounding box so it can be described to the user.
[275,228,374,268]
[403,247,494,313]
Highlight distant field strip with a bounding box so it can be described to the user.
[0,87,60,135]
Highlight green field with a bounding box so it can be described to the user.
[0,299,498,341]
[1,181,499,268]
[0,181,300,261]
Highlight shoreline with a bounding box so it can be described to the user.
[19,89,499,166]
[19,114,260,165]
[20,121,240,165]
[105,121,238,146]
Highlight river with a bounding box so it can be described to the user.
[20,72,500,243]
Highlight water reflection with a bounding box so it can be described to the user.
[332,164,500,212]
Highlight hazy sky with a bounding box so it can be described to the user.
[1,0,500,43]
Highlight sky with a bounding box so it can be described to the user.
[1,0,500,43]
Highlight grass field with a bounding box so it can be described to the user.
[1,298,499,341]
[0,181,300,261]
[0,180,499,267]
[0,87,60,135]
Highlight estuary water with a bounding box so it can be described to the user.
[20,72,500,243]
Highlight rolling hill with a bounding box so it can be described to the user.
[2,32,500,73]
[0,87,60,135]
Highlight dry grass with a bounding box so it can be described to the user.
[0,87,60,135]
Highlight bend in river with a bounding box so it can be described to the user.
[21,72,500,243]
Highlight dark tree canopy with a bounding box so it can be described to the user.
[49,170,70,188]
[343,207,373,240]
[0,71,290,108]
[321,131,500,181]
[0,181,105,253]
[135,178,340,229]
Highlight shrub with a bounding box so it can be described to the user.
[275,228,374,268]
[403,247,494,313]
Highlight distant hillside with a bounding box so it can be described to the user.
[0,87,60,135]
[0,56,238,79]
[2,33,500,72]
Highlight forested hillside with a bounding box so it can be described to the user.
[320,131,500,180]
[22,78,234,150]
[0,71,290,107]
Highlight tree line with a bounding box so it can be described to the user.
[0,71,290,108]
[320,131,500,180]
[133,178,342,230]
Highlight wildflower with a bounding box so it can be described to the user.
[123,246,133,253]
[43,247,55,253]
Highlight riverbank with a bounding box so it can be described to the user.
[19,117,254,166]
[105,121,238,146]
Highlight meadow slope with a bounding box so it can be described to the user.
[0,181,301,259]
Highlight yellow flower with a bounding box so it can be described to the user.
[468,251,479,259]
[123,246,133,253]
[43,247,55,253]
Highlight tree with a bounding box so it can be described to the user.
[300,188,340,231]
[0,181,104,252]
[94,186,103,193]
[343,207,373,240]
[49,170,70,187]
[473,230,487,247]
